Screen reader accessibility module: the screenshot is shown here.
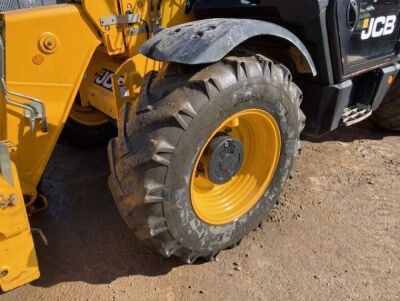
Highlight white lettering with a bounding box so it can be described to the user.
[383,15,397,35]
[95,71,110,85]
[361,15,397,40]
[103,73,114,90]
[372,16,386,38]
[361,18,374,40]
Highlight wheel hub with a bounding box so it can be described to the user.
[191,109,281,225]
[206,136,244,184]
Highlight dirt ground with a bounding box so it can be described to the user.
[1,120,399,301]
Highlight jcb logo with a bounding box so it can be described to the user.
[94,69,114,91]
[361,15,397,40]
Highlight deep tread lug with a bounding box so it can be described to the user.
[185,253,200,264]
[152,154,170,166]
[180,102,197,118]
[148,216,168,237]
[208,77,223,92]
[161,241,181,257]
[144,180,165,204]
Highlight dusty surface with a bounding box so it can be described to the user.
[1,121,399,301]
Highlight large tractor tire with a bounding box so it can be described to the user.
[59,98,117,148]
[372,77,400,131]
[108,54,305,263]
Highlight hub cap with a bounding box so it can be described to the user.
[191,109,281,225]
[206,136,244,184]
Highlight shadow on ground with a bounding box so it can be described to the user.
[30,120,397,288]
[302,120,399,143]
[30,145,181,288]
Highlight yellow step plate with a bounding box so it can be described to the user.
[0,143,39,292]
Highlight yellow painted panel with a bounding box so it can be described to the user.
[120,0,193,57]
[82,50,164,120]
[80,47,125,119]
[0,149,39,292]
[82,0,126,55]
[2,4,101,194]
[113,53,163,115]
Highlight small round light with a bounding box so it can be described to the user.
[387,75,394,85]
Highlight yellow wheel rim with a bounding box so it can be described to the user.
[190,109,281,225]
[69,102,109,127]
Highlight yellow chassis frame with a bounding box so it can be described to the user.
[0,0,190,291]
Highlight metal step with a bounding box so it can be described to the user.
[341,103,372,126]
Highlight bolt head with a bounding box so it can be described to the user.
[0,269,8,278]
[44,37,56,50]
[8,194,17,206]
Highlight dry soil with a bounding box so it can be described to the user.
[1,120,399,301]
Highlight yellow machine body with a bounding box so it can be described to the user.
[0,142,40,291]
[0,0,190,292]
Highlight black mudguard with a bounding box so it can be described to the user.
[140,18,317,76]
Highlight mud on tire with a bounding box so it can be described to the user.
[108,54,305,263]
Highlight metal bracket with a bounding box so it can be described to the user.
[23,101,44,120]
[0,35,47,133]
[0,193,17,208]
[0,142,17,208]
[0,142,13,186]
[127,26,147,36]
[100,13,140,27]
[0,79,48,133]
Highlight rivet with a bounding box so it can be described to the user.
[32,54,44,65]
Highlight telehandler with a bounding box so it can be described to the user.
[0,0,399,292]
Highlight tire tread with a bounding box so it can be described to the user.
[109,54,304,262]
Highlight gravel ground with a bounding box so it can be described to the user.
[1,120,399,301]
